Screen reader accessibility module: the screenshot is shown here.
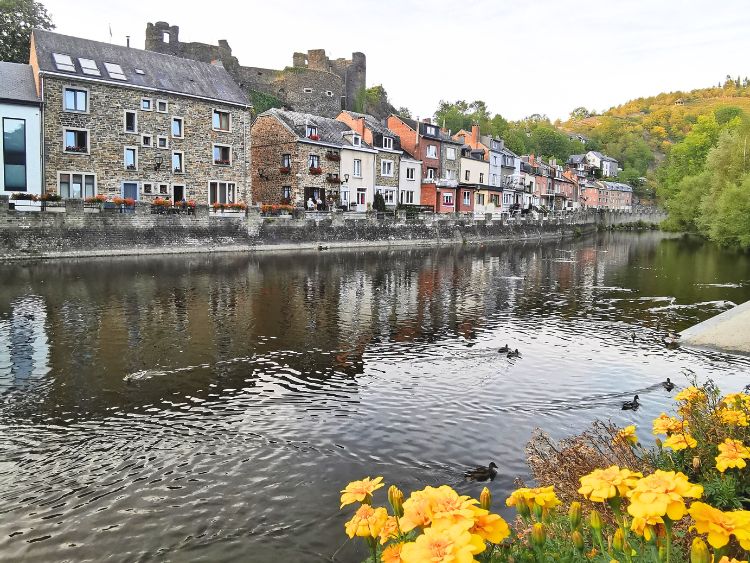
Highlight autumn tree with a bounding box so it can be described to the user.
[0,0,54,63]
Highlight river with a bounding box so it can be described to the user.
[1,232,749,562]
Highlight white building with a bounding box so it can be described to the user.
[398,150,422,206]
[0,62,42,197]
[340,130,377,212]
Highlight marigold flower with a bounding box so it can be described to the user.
[675,386,706,403]
[578,466,643,502]
[469,506,510,544]
[652,413,685,435]
[718,407,749,427]
[400,488,432,531]
[382,542,405,563]
[690,537,710,563]
[663,432,698,451]
[344,504,388,539]
[400,523,486,562]
[400,485,477,533]
[389,485,405,517]
[379,515,400,545]
[615,425,638,445]
[716,438,750,473]
[631,515,662,542]
[505,486,560,510]
[688,501,750,549]
[721,393,750,409]
[626,470,703,521]
[716,557,749,563]
[340,476,384,508]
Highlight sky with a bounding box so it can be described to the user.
[40,0,750,121]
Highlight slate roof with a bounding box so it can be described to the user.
[340,110,398,138]
[568,154,586,164]
[32,29,248,106]
[400,148,421,161]
[0,62,40,104]
[264,108,374,149]
[601,181,632,192]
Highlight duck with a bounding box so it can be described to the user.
[507,349,521,359]
[464,462,498,482]
[661,332,680,348]
[622,395,640,410]
[498,344,510,353]
[630,332,636,343]
[662,378,675,391]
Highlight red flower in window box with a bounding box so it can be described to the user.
[326,174,341,184]
[66,146,86,153]
[308,134,320,141]
[325,151,340,161]
[279,166,291,174]
[85,194,107,203]
[214,159,231,165]
[309,166,322,175]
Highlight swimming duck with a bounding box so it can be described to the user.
[464,462,498,482]
[622,395,640,410]
[507,349,521,358]
[630,332,636,343]
[662,378,675,391]
[662,332,680,348]
[498,344,510,353]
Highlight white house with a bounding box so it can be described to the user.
[340,130,376,212]
[0,62,42,197]
[398,150,422,206]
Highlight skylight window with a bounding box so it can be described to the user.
[134,68,145,75]
[78,58,100,76]
[53,53,75,72]
[104,62,126,80]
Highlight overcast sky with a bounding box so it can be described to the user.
[41,0,750,121]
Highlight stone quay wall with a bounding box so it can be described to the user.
[0,197,666,261]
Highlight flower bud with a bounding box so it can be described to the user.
[655,437,663,449]
[388,485,404,517]
[517,500,531,519]
[590,509,602,532]
[690,537,710,563]
[531,523,546,548]
[613,528,624,552]
[692,456,701,471]
[533,502,544,521]
[480,487,492,511]
[569,501,582,530]
[571,530,584,552]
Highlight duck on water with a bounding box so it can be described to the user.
[464,462,498,482]
[622,395,640,410]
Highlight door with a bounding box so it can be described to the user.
[122,182,138,201]
[356,188,367,212]
[173,185,185,202]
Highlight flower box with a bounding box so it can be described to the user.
[326,174,342,184]
[279,166,291,174]
[65,146,87,153]
[325,151,340,162]
[309,166,322,175]
[84,194,107,204]
[308,134,320,141]
[214,159,231,166]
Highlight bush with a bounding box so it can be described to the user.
[373,191,386,212]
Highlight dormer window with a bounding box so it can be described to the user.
[306,125,318,139]
[78,58,100,76]
[53,53,75,72]
[426,125,437,136]
[382,136,393,150]
[352,134,361,147]
[104,62,126,80]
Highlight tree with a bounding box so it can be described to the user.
[0,0,54,63]
[569,107,591,120]
[373,191,386,212]
[396,106,412,119]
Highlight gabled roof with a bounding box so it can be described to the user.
[340,110,398,138]
[600,181,632,192]
[32,29,248,106]
[263,108,375,150]
[567,154,586,164]
[0,62,40,104]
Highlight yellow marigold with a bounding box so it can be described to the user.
[717,558,749,563]
[652,413,685,436]
[674,386,706,403]
[615,425,638,445]
[400,486,477,533]
[578,466,643,502]
[689,502,750,550]
[716,439,750,473]
[718,407,749,427]
[400,488,433,531]
[344,504,388,539]
[663,432,698,451]
[631,515,663,541]
[721,393,750,409]
[469,506,511,544]
[505,485,561,510]
[340,476,384,508]
[506,487,534,509]
[400,523,486,563]
[626,470,703,521]
[380,515,400,545]
[382,542,405,563]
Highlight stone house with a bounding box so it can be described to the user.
[30,29,250,204]
[0,62,42,197]
[250,108,376,210]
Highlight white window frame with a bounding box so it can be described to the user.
[142,182,154,195]
[104,62,126,80]
[463,190,471,205]
[53,53,75,72]
[141,97,153,111]
[446,147,456,160]
[157,135,168,149]
[212,143,232,166]
[406,167,415,180]
[124,110,138,134]
[379,188,395,205]
[427,168,436,180]
[479,173,484,184]
[172,150,185,174]
[303,88,313,94]
[78,58,100,76]
[57,171,96,199]
[352,134,361,147]
[426,125,437,136]
[446,169,456,180]
[380,159,394,177]
[208,181,237,205]
[124,146,138,171]
[62,86,89,113]
[426,145,437,159]
[465,169,470,181]
[442,192,454,205]
[353,159,362,178]
[171,116,184,139]
[157,183,170,196]
[212,109,231,132]
[63,127,90,155]
[141,134,153,148]
[400,190,414,204]
[306,124,318,138]
[156,99,168,113]
[382,136,393,150]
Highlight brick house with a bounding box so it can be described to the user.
[251,108,376,210]
[30,29,251,204]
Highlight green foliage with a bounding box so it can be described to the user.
[354,85,395,119]
[396,106,412,119]
[569,107,592,120]
[248,89,284,114]
[0,0,54,63]
[373,191,386,212]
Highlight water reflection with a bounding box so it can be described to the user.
[0,233,749,561]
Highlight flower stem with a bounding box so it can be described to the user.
[663,519,673,563]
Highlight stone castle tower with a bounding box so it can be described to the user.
[144,22,365,117]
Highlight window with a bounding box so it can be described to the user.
[134,68,145,75]
[157,136,168,149]
[400,190,414,204]
[171,117,183,138]
[353,159,362,177]
[442,192,454,206]
[379,189,395,204]
[306,125,317,138]
[464,170,470,181]
[143,182,154,195]
[172,151,184,173]
[58,172,95,199]
[479,173,484,184]
[380,159,393,177]
[463,191,470,205]
[213,144,231,165]
[282,186,292,200]
[158,183,170,195]
[64,128,88,154]
[325,90,333,97]
[492,174,497,186]
[3,118,26,190]
[124,147,137,170]
[446,169,456,180]
[382,136,393,150]
[124,110,138,133]
[156,100,168,113]
[303,88,313,94]
[426,125,436,136]
[104,62,126,80]
[209,181,236,204]
[212,109,230,131]
[308,154,320,168]
[352,134,361,147]
[426,168,436,180]
[63,87,87,112]
[426,145,437,159]
[446,147,456,160]
[53,53,75,72]
[142,134,152,147]
[493,156,498,165]
[78,58,100,76]
[406,167,415,180]
[281,154,291,168]
[141,98,153,111]
[476,193,485,205]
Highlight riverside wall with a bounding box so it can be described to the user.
[0,198,666,261]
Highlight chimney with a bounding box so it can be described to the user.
[422,117,431,124]
[126,35,130,48]
[471,124,480,147]
[355,116,365,136]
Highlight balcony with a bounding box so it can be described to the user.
[436,178,458,188]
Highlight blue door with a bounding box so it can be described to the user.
[122,182,138,200]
